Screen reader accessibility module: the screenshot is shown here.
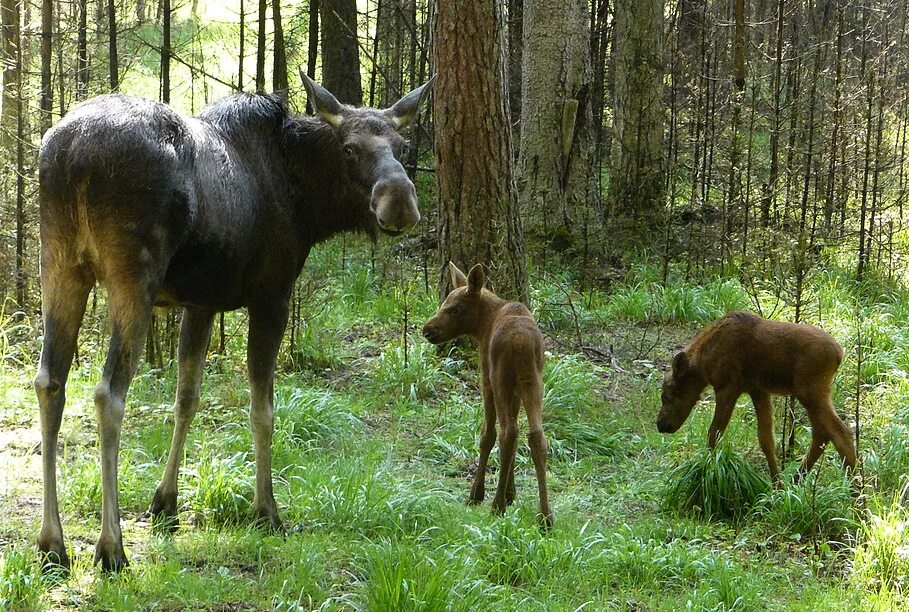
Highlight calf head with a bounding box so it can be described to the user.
[656,351,707,434]
[423,263,487,344]
[301,71,434,235]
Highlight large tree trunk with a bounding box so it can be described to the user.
[507,0,522,146]
[517,0,593,248]
[320,0,362,105]
[608,0,665,249]
[433,0,528,304]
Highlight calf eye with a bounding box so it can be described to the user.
[449,304,464,317]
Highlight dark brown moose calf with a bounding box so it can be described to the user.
[422,263,553,527]
[657,311,857,484]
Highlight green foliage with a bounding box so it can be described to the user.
[0,543,44,610]
[751,475,858,543]
[370,340,452,402]
[662,446,770,522]
[185,440,254,527]
[852,505,909,599]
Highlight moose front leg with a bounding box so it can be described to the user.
[247,300,290,532]
[707,388,739,449]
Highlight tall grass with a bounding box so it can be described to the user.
[0,543,44,610]
[852,503,909,600]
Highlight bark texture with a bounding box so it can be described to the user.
[608,0,665,246]
[321,0,362,105]
[432,0,528,304]
[517,0,592,247]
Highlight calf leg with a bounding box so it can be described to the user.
[94,286,154,571]
[469,377,497,505]
[149,307,215,530]
[35,260,94,570]
[707,388,739,448]
[247,300,290,531]
[523,381,552,529]
[801,395,857,476]
[794,425,829,484]
[491,386,520,515]
[751,391,780,484]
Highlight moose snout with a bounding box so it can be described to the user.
[372,178,420,234]
[422,322,442,344]
[656,415,679,434]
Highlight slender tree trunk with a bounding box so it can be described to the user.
[256,0,266,91]
[273,0,288,90]
[108,0,118,91]
[433,0,528,303]
[238,0,245,91]
[306,0,320,113]
[40,0,52,133]
[321,0,362,104]
[162,0,171,103]
[77,0,88,100]
[517,0,592,249]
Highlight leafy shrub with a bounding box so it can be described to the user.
[662,446,770,521]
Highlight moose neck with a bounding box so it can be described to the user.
[471,293,509,356]
[281,116,375,245]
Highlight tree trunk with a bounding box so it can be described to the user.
[517,0,592,249]
[40,0,52,133]
[608,0,665,248]
[273,0,288,91]
[306,0,320,113]
[77,0,88,101]
[162,0,171,103]
[432,0,528,304]
[321,0,362,105]
[256,0,266,92]
[238,0,245,90]
[507,0,522,147]
[108,0,118,91]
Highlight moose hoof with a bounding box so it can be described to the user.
[148,489,179,533]
[37,540,70,574]
[94,538,129,572]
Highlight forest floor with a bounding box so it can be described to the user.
[1,237,907,610]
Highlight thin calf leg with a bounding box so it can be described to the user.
[149,307,215,529]
[35,263,94,569]
[491,387,519,515]
[247,300,290,531]
[469,376,497,505]
[751,391,780,484]
[523,381,552,528]
[707,388,739,448]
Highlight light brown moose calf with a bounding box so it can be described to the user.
[657,311,858,484]
[422,263,553,527]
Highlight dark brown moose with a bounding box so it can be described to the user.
[34,72,433,571]
[422,263,553,528]
[657,311,857,484]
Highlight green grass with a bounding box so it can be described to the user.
[5,237,909,609]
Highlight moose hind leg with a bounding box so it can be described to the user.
[491,385,520,515]
[149,307,215,531]
[94,285,154,571]
[469,381,497,505]
[35,261,94,570]
[523,381,552,529]
[247,301,290,531]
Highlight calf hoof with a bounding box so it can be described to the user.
[148,488,179,533]
[252,504,285,534]
[37,538,70,573]
[94,538,129,572]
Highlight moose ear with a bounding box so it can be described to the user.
[467,263,486,294]
[449,261,467,288]
[671,352,689,376]
[384,75,436,130]
[299,69,345,128]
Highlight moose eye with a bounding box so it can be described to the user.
[343,144,357,159]
[448,304,464,317]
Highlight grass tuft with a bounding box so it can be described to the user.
[662,445,770,522]
[0,543,44,610]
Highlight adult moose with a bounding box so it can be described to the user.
[34,72,433,571]
[657,312,858,485]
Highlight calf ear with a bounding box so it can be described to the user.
[671,352,689,376]
[299,69,345,128]
[467,263,486,294]
[449,261,468,288]
[384,76,436,130]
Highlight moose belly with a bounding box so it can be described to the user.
[157,247,248,311]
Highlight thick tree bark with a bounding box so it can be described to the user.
[433,0,528,304]
[507,0,522,146]
[517,0,593,248]
[608,0,665,247]
[273,0,288,90]
[321,0,362,105]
